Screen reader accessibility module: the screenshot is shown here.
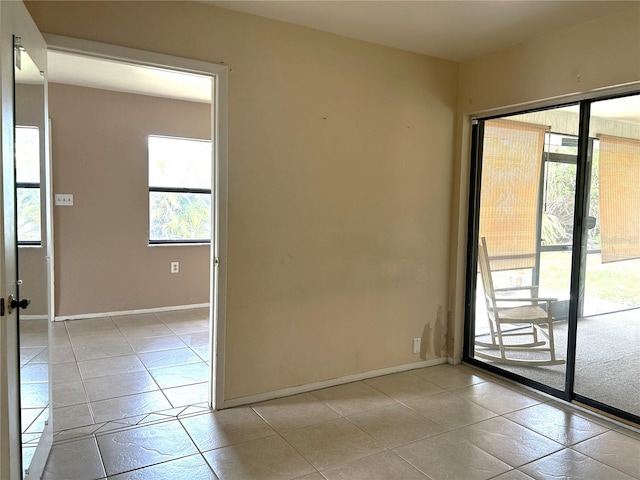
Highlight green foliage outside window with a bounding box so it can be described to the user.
[541,135,601,250]
[150,192,211,241]
[17,188,41,242]
[148,135,212,243]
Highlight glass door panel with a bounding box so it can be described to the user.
[468,92,640,422]
[472,105,581,392]
[575,94,640,417]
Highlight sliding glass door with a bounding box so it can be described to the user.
[465,92,640,423]
[574,96,640,418]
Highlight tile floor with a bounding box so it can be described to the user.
[42,309,640,479]
[20,317,51,470]
[48,308,211,435]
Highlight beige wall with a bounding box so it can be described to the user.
[48,83,211,316]
[27,1,458,400]
[458,6,640,116]
[448,5,640,359]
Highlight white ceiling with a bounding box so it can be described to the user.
[48,51,212,104]
[46,1,635,106]
[209,0,634,62]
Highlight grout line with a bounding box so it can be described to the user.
[50,312,212,446]
[91,430,109,479]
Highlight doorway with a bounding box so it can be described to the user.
[464,92,640,424]
[3,12,228,480]
[43,35,228,418]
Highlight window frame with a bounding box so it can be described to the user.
[16,125,42,246]
[147,134,212,245]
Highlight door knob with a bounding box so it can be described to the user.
[7,294,30,314]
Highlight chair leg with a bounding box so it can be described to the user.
[488,319,497,346]
[495,322,507,361]
[547,319,557,362]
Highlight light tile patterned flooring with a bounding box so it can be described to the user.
[20,317,51,469]
[42,309,640,479]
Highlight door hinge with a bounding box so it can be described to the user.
[0,298,4,316]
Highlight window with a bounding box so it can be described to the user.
[541,132,580,248]
[148,135,212,244]
[16,126,41,245]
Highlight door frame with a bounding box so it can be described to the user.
[43,34,229,409]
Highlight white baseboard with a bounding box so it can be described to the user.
[20,314,48,321]
[223,357,448,409]
[54,303,210,322]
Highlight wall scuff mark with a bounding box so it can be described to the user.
[422,305,448,360]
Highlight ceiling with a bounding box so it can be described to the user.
[209,1,633,62]
[46,1,635,105]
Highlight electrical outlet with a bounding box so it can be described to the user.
[54,194,74,206]
[171,262,179,273]
[413,338,421,354]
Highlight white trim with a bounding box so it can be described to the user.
[211,54,228,411]
[24,420,51,480]
[46,117,54,325]
[147,242,211,248]
[223,358,448,409]
[19,315,48,321]
[54,303,210,322]
[468,81,640,120]
[43,34,228,410]
[43,34,226,77]
[147,243,210,248]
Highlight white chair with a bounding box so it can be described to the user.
[475,237,564,366]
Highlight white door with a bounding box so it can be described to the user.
[0,2,51,479]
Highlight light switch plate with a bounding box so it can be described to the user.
[55,194,73,206]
